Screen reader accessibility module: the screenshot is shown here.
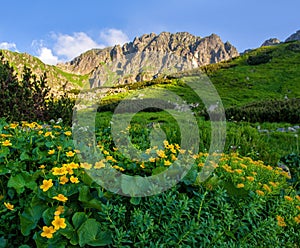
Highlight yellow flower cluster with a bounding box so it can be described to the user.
[41,206,66,239]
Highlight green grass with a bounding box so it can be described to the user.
[93,41,300,111]
[94,111,300,166]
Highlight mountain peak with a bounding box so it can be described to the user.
[57,31,239,87]
[285,30,300,42]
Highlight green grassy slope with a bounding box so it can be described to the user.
[0,50,89,93]
[93,41,300,120]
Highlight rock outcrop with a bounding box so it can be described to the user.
[58,32,239,88]
[261,38,281,47]
[285,30,300,42]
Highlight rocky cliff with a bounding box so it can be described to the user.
[261,38,281,47]
[58,32,239,88]
[285,30,300,42]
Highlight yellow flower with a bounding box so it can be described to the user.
[66,151,75,157]
[156,150,167,158]
[164,160,172,166]
[106,156,114,161]
[265,165,273,171]
[284,196,293,202]
[53,125,62,129]
[70,176,80,184]
[251,171,257,176]
[74,149,80,154]
[112,165,125,172]
[63,165,74,175]
[68,162,79,169]
[234,169,243,174]
[94,160,105,169]
[276,215,287,227]
[149,157,156,163]
[171,154,177,161]
[4,202,14,211]
[80,162,92,170]
[294,215,300,224]
[41,226,56,239]
[296,206,300,211]
[52,167,67,176]
[48,149,55,155]
[239,163,247,169]
[256,190,265,196]
[44,131,53,138]
[179,149,186,154]
[246,176,255,182]
[103,150,109,155]
[52,216,67,230]
[145,148,151,155]
[64,131,72,136]
[296,195,300,201]
[39,165,46,169]
[59,175,69,185]
[40,179,53,192]
[140,163,146,169]
[175,144,180,150]
[57,146,62,150]
[198,162,204,167]
[9,123,18,129]
[25,123,36,129]
[52,194,68,203]
[163,140,169,148]
[54,206,65,216]
[236,183,245,188]
[269,181,279,187]
[263,184,272,193]
[2,140,12,146]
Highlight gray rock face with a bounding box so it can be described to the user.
[58,32,239,88]
[261,38,281,47]
[285,30,300,42]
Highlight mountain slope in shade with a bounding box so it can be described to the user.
[57,32,239,88]
[1,50,89,95]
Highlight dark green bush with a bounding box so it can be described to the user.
[247,53,272,65]
[0,52,74,124]
[225,98,300,123]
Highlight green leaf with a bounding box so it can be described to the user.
[18,245,31,248]
[20,151,30,161]
[151,166,167,175]
[0,237,7,248]
[130,197,141,205]
[19,205,45,236]
[72,212,88,229]
[8,172,37,194]
[8,174,26,194]
[0,146,9,158]
[78,186,102,210]
[78,219,112,247]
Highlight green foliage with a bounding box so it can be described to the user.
[225,98,300,123]
[0,52,75,124]
[280,153,300,191]
[0,118,299,247]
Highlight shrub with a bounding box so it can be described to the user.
[0,52,75,124]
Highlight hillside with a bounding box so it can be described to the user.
[94,40,300,119]
[0,50,89,95]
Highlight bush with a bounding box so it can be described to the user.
[0,52,75,124]
[247,53,272,65]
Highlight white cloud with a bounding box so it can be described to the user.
[37,47,59,65]
[0,42,18,51]
[100,29,129,46]
[53,32,104,61]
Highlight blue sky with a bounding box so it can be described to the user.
[1,0,299,64]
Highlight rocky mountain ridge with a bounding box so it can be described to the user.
[57,32,239,88]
